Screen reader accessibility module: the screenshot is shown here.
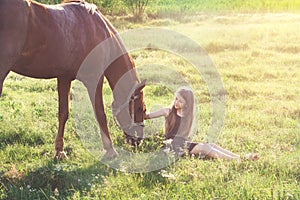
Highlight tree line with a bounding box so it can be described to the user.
[36,0,153,18]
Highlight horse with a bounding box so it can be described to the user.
[0,0,146,159]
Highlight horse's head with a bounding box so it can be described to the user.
[126,80,147,145]
[112,80,146,146]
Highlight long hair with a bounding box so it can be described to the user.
[165,87,195,140]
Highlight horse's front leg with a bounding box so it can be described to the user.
[87,79,118,159]
[54,78,72,160]
[95,101,119,159]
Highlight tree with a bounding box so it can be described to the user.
[123,0,150,19]
[36,0,63,4]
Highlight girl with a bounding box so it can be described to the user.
[145,86,258,160]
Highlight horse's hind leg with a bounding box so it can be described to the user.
[0,79,4,97]
[54,78,72,160]
[0,68,10,97]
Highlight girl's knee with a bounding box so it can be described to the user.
[189,143,205,155]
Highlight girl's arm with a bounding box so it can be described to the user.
[145,108,170,119]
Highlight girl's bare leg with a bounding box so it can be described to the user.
[208,143,240,159]
[190,143,240,160]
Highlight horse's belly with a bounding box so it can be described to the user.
[12,68,57,79]
[12,52,79,79]
[12,63,76,79]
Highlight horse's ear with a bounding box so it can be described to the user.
[136,79,146,91]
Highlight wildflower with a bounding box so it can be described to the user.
[54,188,59,197]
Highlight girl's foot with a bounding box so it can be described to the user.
[244,153,259,161]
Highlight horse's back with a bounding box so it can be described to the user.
[0,0,30,69]
[3,0,112,79]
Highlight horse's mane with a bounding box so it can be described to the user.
[60,0,118,37]
[62,0,98,14]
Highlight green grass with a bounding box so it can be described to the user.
[145,0,300,22]
[1,8,300,200]
[151,0,300,14]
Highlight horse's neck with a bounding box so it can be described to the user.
[105,55,139,106]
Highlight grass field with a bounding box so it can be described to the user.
[150,0,300,14]
[1,2,300,200]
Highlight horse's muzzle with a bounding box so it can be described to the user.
[124,124,144,146]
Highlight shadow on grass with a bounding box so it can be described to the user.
[1,157,170,199]
[1,159,111,199]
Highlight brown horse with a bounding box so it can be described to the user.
[0,0,146,159]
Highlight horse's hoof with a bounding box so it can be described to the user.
[104,148,119,160]
[54,151,68,160]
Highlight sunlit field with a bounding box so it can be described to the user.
[0,1,299,199]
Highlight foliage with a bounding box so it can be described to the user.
[122,0,151,19]
[37,0,63,4]
[34,0,300,17]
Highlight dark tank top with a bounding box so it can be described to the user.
[165,114,181,140]
[165,113,198,153]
